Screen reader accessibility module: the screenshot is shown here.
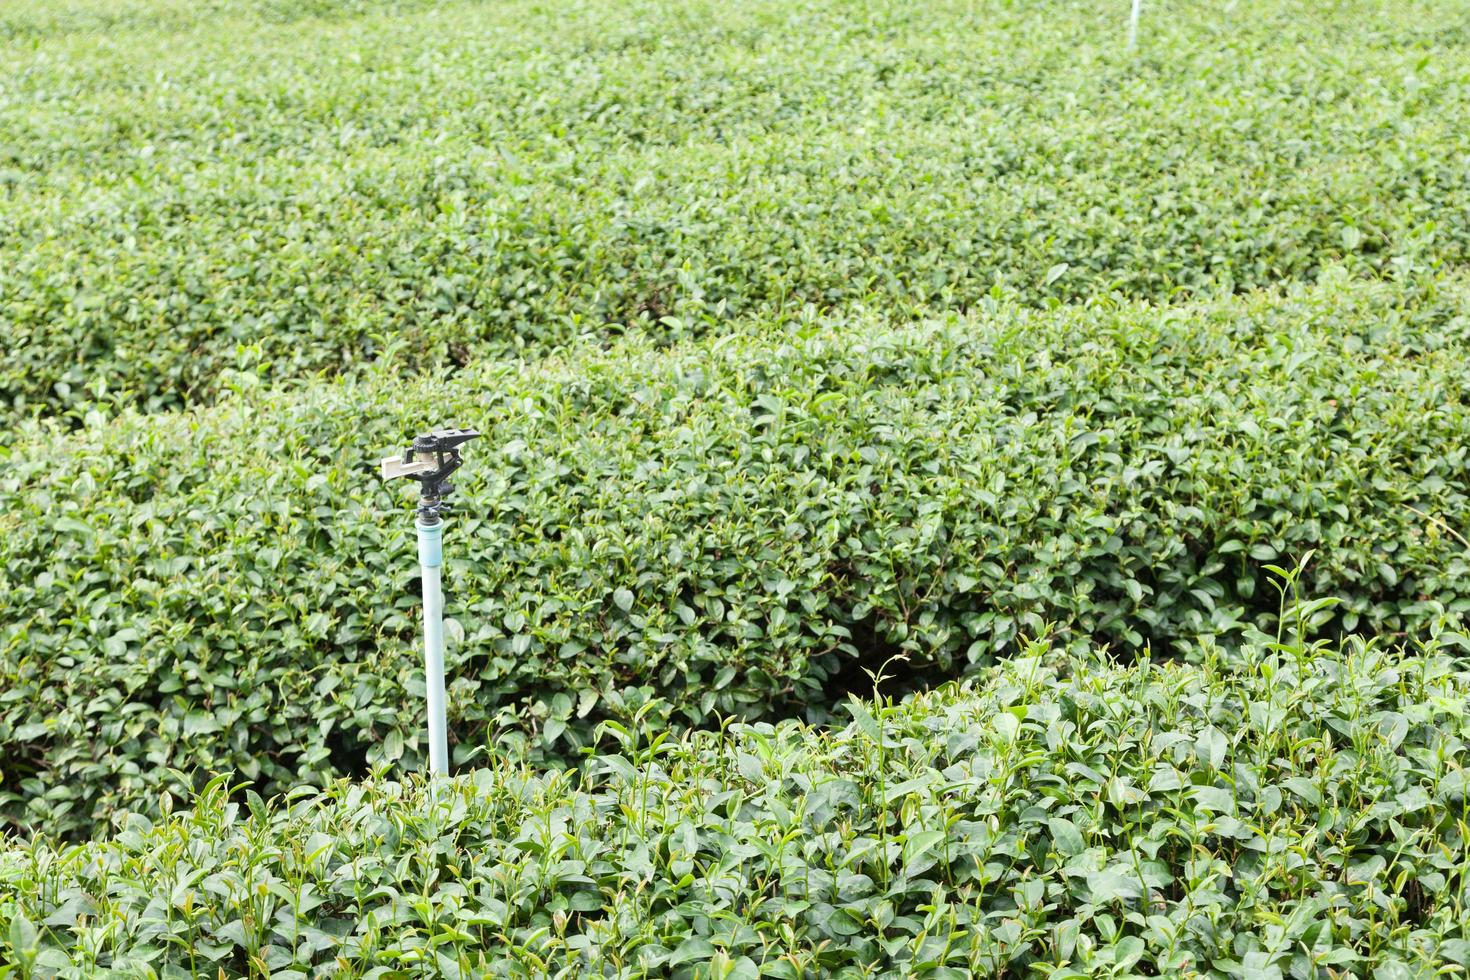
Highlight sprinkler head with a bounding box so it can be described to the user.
[381,426,480,522]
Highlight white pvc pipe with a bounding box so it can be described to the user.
[1129,0,1142,48]
[417,519,448,775]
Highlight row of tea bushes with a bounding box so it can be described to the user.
[0,0,450,40]
[4,0,1468,416]
[3,629,1469,976]
[1,273,1467,838]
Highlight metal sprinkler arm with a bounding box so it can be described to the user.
[381,427,480,522]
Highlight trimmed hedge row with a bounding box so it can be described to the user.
[3,630,1470,976]
[4,0,1469,416]
[1,274,1468,838]
[0,0,453,40]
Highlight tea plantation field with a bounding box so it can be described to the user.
[3,0,1468,420]
[3,0,1470,975]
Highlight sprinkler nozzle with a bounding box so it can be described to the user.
[381,426,479,522]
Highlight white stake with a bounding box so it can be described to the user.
[417,518,448,775]
[1129,0,1142,48]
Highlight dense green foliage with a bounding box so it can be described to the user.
[6,0,1470,972]
[4,628,1470,977]
[3,275,1468,838]
[3,0,1469,416]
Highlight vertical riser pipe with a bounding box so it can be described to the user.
[417,519,448,775]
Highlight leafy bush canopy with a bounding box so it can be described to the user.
[5,0,1470,972]
[2,273,1467,838]
[2,0,1468,416]
[3,629,1470,977]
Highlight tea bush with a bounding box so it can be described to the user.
[3,274,1468,838]
[3,629,1470,976]
[3,0,1468,416]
